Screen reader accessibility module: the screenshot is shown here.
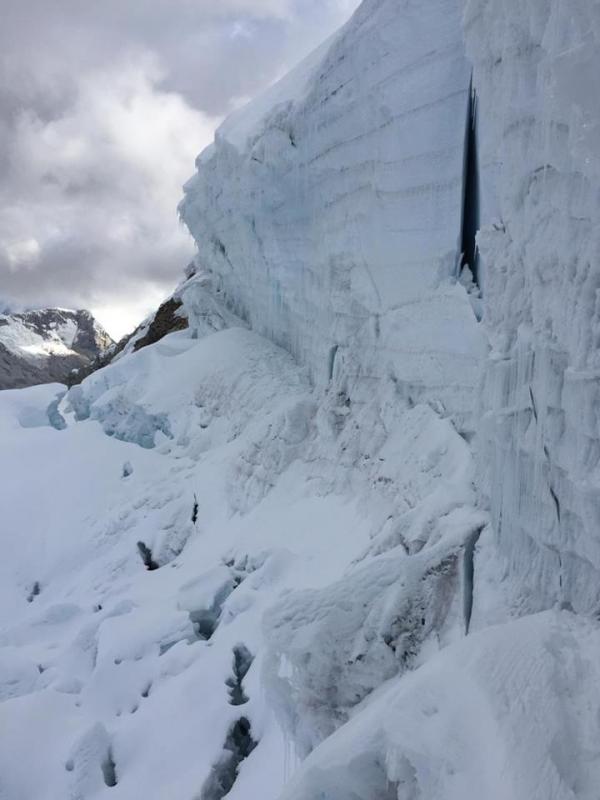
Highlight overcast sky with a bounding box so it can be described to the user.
[0,0,358,338]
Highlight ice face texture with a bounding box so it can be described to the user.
[180,0,484,432]
[467,0,600,615]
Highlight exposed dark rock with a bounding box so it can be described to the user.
[68,296,190,388]
[132,298,188,352]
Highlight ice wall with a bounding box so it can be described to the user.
[180,0,484,430]
[179,0,600,664]
[466,0,600,614]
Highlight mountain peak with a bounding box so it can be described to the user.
[0,306,114,390]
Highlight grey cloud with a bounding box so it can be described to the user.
[0,0,358,337]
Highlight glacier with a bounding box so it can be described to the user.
[2,0,600,799]
[179,0,485,431]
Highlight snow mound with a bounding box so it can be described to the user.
[280,610,600,800]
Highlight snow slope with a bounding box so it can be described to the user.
[0,313,484,800]
[1,302,598,800]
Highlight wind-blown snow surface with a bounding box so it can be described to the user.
[3,0,600,797]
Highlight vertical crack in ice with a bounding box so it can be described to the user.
[548,486,565,592]
[549,484,561,524]
[463,526,484,634]
[225,645,254,706]
[101,748,118,788]
[199,717,258,800]
[189,607,220,641]
[460,79,480,289]
[136,541,159,571]
[328,345,339,382]
[188,571,242,642]
[46,395,67,430]
[528,386,538,423]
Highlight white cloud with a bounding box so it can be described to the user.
[0,51,217,336]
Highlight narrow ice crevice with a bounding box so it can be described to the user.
[460,79,481,293]
[327,345,339,382]
[101,748,118,788]
[463,526,484,635]
[549,484,561,523]
[200,717,258,800]
[46,394,67,430]
[137,541,159,571]
[189,607,221,640]
[225,645,254,706]
[188,576,239,641]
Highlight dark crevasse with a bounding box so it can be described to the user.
[226,645,254,706]
[200,717,258,800]
[460,81,480,290]
[463,526,484,634]
[101,748,118,788]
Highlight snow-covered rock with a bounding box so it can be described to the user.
[109,267,247,364]
[0,308,113,390]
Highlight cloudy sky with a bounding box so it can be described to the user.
[0,0,358,338]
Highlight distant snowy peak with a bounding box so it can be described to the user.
[0,308,113,390]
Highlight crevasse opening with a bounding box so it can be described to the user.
[460,80,480,291]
